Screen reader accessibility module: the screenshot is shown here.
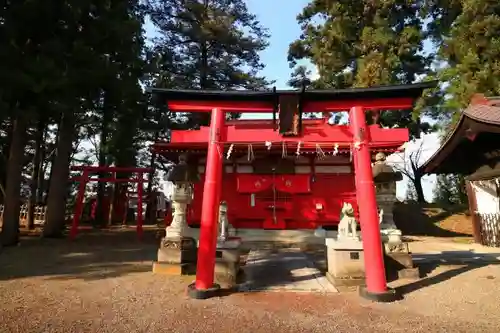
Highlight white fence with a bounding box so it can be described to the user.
[471,179,500,247]
[0,204,47,227]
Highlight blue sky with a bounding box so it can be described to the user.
[144,0,441,201]
[245,0,314,88]
[145,0,314,89]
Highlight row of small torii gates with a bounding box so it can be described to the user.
[69,165,153,240]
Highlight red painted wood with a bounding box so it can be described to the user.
[195,108,226,290]
[350,105,388,293]
[136,177,144,241]
[69,177,148,183]
[70,166,153,172]
[69,166,151,240]
[167,100,273,112]
[186,172,358,229]
[168,124,408,148]
[70,170,88,240]
[302,98,414,113]
[166,97,414,113]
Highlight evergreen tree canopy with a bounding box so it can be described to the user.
[147,0,272,91]
[288,0,434,137]
[426,0,500,125]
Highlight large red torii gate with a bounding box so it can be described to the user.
[69,166,153,240]
[148,82,436,302]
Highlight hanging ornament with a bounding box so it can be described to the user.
[247,144,255,161]
[353,141,361,150]
[333,143,339,156]
[265,141,272,150]
[226,143,234,159]
[282,142,287,158]
[296,141,302,156]
[315,144,326,159]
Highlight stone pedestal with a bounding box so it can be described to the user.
[153,182,196,276]
[380,228,403,244]
[325,238,366,287]
[153,237,197,275]
[215,237,243,288]
[383,241,419,280]
[189,236,242,288]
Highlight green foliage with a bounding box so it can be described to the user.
[288,0,433,138]
[405,181,419,202]
[433,174,468,205]
[147,0,272,91]
[146,0,273,125]
[427,0,500,122]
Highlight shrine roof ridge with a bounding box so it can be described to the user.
[147,81,437,102]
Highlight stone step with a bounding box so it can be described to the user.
[241,248,337,293]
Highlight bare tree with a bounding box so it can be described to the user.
[390,141,426,203]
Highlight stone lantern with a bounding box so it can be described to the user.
[154,154,200,275]
[372,152,403,244]
[373,152,418,279]
[164,154,199,240]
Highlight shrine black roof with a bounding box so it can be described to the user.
[147,81,437,102]
[422,94,500,177]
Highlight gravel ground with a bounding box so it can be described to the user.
[1,230,499,333]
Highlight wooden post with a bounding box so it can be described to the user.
[465,180,482,244]
[194,108,226,292]
[70,171,88,240]
[136,174,144,240]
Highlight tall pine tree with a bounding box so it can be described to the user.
[427,0,500,123]
[425,1,500,204]
[147,0,272,128]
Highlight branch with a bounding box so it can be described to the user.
[392,163,415,182]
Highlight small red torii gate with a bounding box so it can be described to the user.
[69,165,153,240]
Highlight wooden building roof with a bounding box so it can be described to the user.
[422,94,500,179]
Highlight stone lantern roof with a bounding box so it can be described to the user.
[165,154,200,183]
[372,152,402,183]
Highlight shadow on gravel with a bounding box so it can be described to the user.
[396,251,500,297]
[240,249,329,291]
[0,229,159,281]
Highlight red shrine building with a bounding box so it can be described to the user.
[149,82,435,301]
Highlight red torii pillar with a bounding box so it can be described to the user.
[349,106,397,301]
[188,108,226,296]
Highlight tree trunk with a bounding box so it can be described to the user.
[413,174,426,204]
[145,153,156,224]
[456,174,468,205]
[145,130,159,224]
[0,115,28,246]
[43,112,75,238]
[27,117,46,229]
[44,147,57,204]
[0,119,13,203]
[95,93,112,227]
[36,139,46,204]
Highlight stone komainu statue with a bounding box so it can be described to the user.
[337,202,358,240]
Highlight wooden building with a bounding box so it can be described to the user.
[422,94,500,247]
